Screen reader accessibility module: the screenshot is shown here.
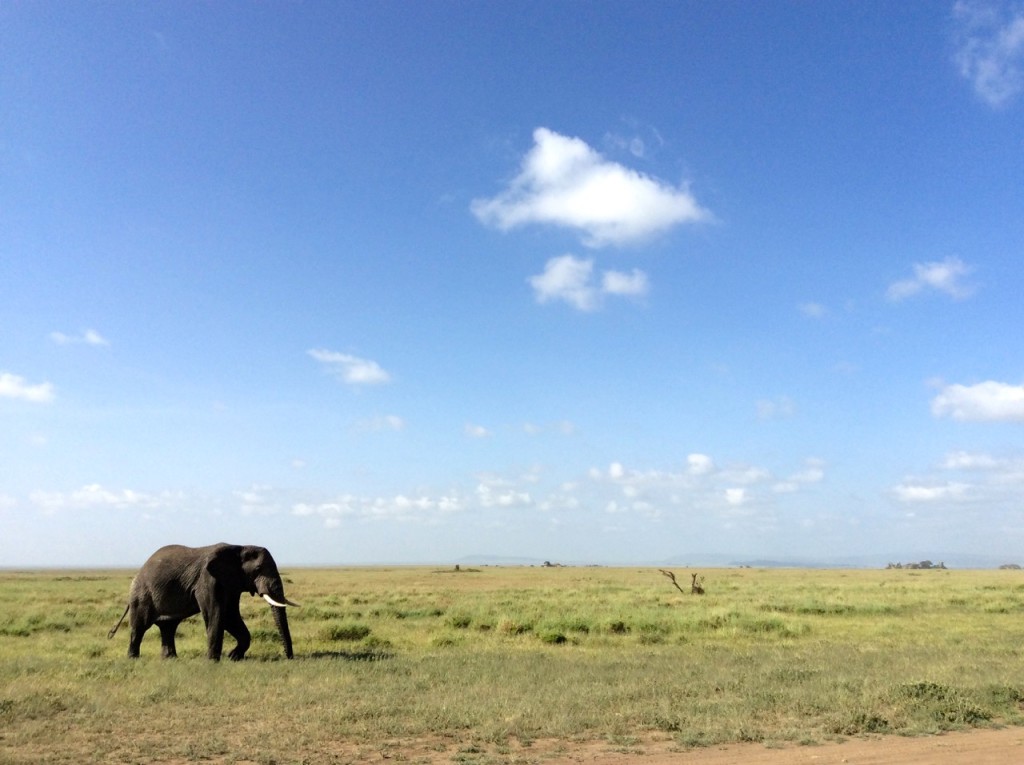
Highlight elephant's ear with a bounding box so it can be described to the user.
[204,545,244,588]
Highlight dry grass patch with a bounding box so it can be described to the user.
[2,566,1024,763]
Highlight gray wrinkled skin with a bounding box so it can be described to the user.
[110,543,296,660]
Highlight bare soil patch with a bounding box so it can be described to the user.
[547,728,1024,765]
[130,728,1024,765]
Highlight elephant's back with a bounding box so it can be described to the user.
[139,545,204,588]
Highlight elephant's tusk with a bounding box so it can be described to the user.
[261,593,300,608]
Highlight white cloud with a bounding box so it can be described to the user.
[686,453,715,476]
[528,255,650,311]
[476,480,532,509]
[889,449,1024,512]
[721,465,772,485]
[886,256,975,301]
[756,396,796,421]
[798,302,827,319]
[50,329,109,346]
[604,124,665,160]
[472,127,709,247]
[584,453,826,519]
[529,255,599,311]
[931,380,1024,422]
[789,458,826,484]
[524,420,577,436]
[892,482,970,503]
[953,0,1024,107]
[465,423,491,438]
[355,414,406,432]
[724,487,748,506]
[601,268,649,298]
[942,450,1002,469]
[235,484,284,516]
[774,458,826,493]
[292,490,467,527]
[0,372,55,403]
[29,484,169,514]
[308,348,391,385]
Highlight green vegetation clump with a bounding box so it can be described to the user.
[2,566,1024,764]
[321,622,372,642]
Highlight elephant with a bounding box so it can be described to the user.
[108,543,298,660]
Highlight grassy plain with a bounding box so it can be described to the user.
[2,565,1024,764]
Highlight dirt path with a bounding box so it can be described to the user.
[146,727,1024,765]
[509,728,1024,765]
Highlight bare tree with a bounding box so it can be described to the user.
[659,569,705,595]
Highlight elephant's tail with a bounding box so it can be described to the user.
[108,605,129,639]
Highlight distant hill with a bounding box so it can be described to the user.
[455,551,1024,569]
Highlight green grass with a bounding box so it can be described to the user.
[2,566,1024,763]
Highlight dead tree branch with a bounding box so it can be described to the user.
[659,569,687,594]
[659,569,705,595]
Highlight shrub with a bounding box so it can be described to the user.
[538,631,567,645]
[322,623,372,642]
[446,613,473,629]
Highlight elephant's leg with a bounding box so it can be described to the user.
[225,610,251,661]
[206,622,225,661]
[127,605,149,658]
[157,620,180,658]
[200,600,226,661]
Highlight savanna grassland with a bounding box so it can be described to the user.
[2,565,1024,764]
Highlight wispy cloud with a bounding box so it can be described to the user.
[464,423,491,438]
[942,450,1002,469]
[798,302,827,319]
[292,492,465,527]
[29,484,172,514]
[687,453,716,476]
[601,268,649,298]
[953,0,1024,107]
[724,487,748,506]
[20,449,827,536]
[892,481,970,503]
[50,329,109,346]
[603,121,666,161]
[524,420,577,436]
[308,349,391,386]
[528,255,649,311]
[0,372,55,403]
[590,453,820,516]
[472,127,709,248]
[354,414,406,433]
[931,380,1024,422]
[886,256,975,301]
[756,396,796,421]
[476,477,532,509]
[774,458,826,493]
[890,448,1024,505]
[287,452,824,529]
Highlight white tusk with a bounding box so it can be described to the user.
[261,593,300,608]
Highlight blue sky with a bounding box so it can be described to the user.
[2,2,1023,567]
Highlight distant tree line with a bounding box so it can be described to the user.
[885,560,947,569]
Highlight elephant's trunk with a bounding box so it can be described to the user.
[271,604,293,659]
